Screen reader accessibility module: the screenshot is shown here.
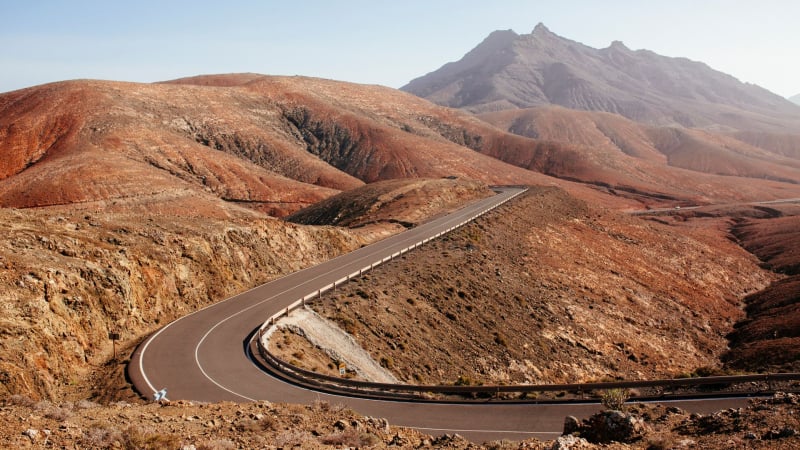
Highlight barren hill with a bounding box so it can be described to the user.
[403,24,800,132]
[4,75,800,219]
[287,178,492,228]
[480,106,800,190]
[791,94,800,105]
[281,187,774,385]
[0,76,577,218]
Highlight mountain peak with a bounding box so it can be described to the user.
[532,22,551,34]
[402,25,800,131]
[531,22,562,41]
[608,40,630,51]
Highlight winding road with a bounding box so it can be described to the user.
[129,187,749,442]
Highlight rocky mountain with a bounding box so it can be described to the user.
[403,24,800,132]
[791,94,800,105]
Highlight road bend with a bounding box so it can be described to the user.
[129,187,749,442]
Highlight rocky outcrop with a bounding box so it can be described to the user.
[563,411,649,444]
[0,208,367,400]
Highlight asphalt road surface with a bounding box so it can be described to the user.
[129,187,748,442]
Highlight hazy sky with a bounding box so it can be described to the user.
[2,1,798,97]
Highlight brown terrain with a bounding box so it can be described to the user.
[724,209,800,372]
[0,393,798,449]
[480,106,800,190]
[286,178,493,229]
[278,188,775,386]
[1,52,800,448]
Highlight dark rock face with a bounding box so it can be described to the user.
[563,410,649,444]
[403,23,800,132]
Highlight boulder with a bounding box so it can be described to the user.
[562,410,649,444]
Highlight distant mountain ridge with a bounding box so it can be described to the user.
[791,94,800,106]
[403,24,800,132]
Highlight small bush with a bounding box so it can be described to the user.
[197,439,236,450]
[76,399,99,409]
[121,426,180,450]
[312,399,331,411]
[454,375,473,386]
[260,415,278,431]
[275,431,313,447]
[320,429,361,447]
[36,401,73,422]
[81,426,122,447]
[600,388,630,411]
[6,394,36,407]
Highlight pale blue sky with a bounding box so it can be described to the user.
[1,1,798,97]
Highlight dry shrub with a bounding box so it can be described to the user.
[600,388,630,411]
[6,394,36,407]
[236,416,277,433]
[274,430,314,447]
[35,400,73,422]
[320,429,362,447]
[76,399,99,409]
[312,398,331,411]
[80,426,123,448]
[197,439,236,450]
[121,426,181,450]
[320,429,380,447]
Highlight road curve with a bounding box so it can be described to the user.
[129,187,748,442]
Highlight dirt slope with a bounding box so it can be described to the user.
[724,210,800,372]
[298,188,771,385]
[479,106,800,202]
[287,178,492,228]
[0,207,370,400]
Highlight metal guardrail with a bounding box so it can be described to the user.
[252,186,800,403]
[253,341,800,402]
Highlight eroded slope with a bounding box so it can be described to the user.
[299,188,771,385]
